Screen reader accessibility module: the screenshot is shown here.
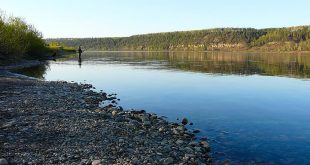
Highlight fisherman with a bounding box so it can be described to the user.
[78,46,83,54]
[77,46,83,67]
[78,46,83,58]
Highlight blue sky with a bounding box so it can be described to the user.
[0,0,309,38]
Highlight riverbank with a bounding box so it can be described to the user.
[0,71,210,164]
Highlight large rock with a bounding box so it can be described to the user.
[181,118,189,125]
[176,125,185,132]
[111,110,118,116]
[162,157,174,165]
[200,141,210,151]
[92,159,101,165]
[176,139,184,145]
[143,120,151,127]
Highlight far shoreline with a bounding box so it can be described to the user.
[81,50,310,54]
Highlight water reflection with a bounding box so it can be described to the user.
[78,56,82,68]
[12,63,49,79]
[81,51,310,79]
[15,51,310,79]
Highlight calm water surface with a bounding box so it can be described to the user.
[18,51,310,164]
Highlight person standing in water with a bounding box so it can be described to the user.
[78,46,83,58]
[77,46,83,68]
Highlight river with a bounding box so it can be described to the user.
[16,51,310,164]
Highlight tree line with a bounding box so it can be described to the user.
[46,26,310,51]
[0,11,48,64]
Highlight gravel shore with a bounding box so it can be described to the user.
[0,60,47,70]
[0,74,211,165]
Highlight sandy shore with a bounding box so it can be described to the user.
[0,71,210,164]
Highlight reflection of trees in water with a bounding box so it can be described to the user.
[47,51,310,79]
[14,63,50,79]
[91,51,310,78]
[167,52,310,78]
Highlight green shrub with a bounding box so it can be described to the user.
[0,10,48,63]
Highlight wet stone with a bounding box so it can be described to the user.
[181,118,189,125]
[91,160,101,165]
[162,157,174,165]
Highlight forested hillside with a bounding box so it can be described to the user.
[46,26,310,51]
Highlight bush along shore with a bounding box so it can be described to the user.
[0,10,75,67]
[0,74,211,165]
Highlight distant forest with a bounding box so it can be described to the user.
[46,26,310,51]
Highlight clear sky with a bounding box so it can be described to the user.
[0,0,309,38]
